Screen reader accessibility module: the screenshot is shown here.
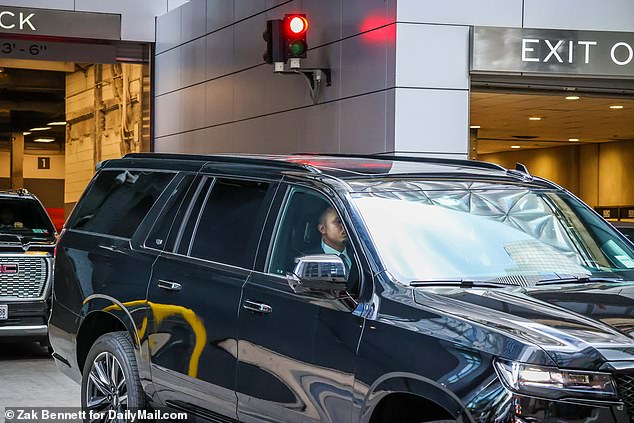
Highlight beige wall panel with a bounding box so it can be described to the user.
[579,144,599,208]
[23,153,65,180]
[481,145,580,195]
[598,142,634,207]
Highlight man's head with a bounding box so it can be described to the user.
[318,206,348,252]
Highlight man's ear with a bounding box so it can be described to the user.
[318,223,326,235]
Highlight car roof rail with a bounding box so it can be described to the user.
[294,151,507,172]
[122,152,321,173]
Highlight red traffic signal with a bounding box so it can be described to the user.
[287,15,308,35]
[283,14,308,59]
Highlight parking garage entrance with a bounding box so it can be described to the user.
[470,26,634,224]
[0,5,152,227]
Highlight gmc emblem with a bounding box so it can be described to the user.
[0,264,18,274]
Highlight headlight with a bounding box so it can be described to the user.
[494,359,617,401]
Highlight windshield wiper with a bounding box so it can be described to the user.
[410,279,511,288]
[536,276,624,286]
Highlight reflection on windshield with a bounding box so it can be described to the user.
[352,182,634,284]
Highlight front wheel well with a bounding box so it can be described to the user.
[76,311,127,373]
[369,392,456,423]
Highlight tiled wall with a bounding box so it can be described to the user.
[154,0,398,155]
[154,0,634,157]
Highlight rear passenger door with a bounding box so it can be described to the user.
[147,176,275,420]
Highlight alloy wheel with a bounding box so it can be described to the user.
[85,351,128,416]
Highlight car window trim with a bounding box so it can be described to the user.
[141,172,198,253]
[171,176,214,254]
[185,177,216,257]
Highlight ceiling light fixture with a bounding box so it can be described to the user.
[47,121,67,126]
[528,117,542,121]
[565,96,580,100]
[569,138,579,142]
[33,137,55,143]
[511,145,521,149]
[29,127,51,131]
[23,131,31,136]
[610,105,624,109]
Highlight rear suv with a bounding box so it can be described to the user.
[0,189,56,347]
[50,153,634,422]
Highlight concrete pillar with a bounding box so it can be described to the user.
[10,132,24,190]
[392,22,471,159]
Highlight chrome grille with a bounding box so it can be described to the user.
[615,374,634,416]
[0,256,49,299]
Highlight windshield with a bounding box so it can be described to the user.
[351,181,634,285]
[0,198,55,239]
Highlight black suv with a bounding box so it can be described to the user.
[50,153,634,422]
[0,189,56,347]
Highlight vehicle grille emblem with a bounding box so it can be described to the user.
[0,264,18,274]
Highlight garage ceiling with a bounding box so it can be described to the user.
[471,91,634,155]
[0,66,66,150]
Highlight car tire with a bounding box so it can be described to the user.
[81,331,147,417]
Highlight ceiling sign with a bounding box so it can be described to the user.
[0,6,120,40]
[472,27,634,78]
[0,38,117,63]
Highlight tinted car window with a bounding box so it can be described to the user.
[70,170,174,239]
[268,187,332,276]
[184,178,270,267]
[0,198,55,238]
[145,174,196,250]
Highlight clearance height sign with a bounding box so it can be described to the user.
[471,27,634,78]
[0,6,120,40]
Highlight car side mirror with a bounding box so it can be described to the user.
[286,254,348,294]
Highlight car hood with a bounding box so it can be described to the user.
[412,281,634,369]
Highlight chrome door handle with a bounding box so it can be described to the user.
[243,300,272,314]
[157,279,182,291]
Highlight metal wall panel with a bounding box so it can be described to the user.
[76,0,168,41]
[339,90,389,154]
[156,6,182,53]
[155,48,181,95]
[235,0,267,22]
[524,0,634,32]
[206,27,234,80]
[393,88,469,154]
[181,84,206,132]
[299,102,341,153]
[395,23,469,90]
[233,13,267,71]
[397,0,522,28]
[181,0,206,43]
[340,26,392,98]
[206,0,233,33]
[205,77,235,127]
[155,91,182,137]
[342,0,397,39]
[181,37,206,86]
[300,0,342,47]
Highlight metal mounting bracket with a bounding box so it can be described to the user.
[274,66,332,104]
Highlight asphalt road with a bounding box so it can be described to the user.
[0,341,80,410]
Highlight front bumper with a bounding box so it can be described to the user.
[0,298,49,339]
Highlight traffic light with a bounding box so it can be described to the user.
[263,14,309,64]
[263,19,284,64]
[283,14,308,60]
